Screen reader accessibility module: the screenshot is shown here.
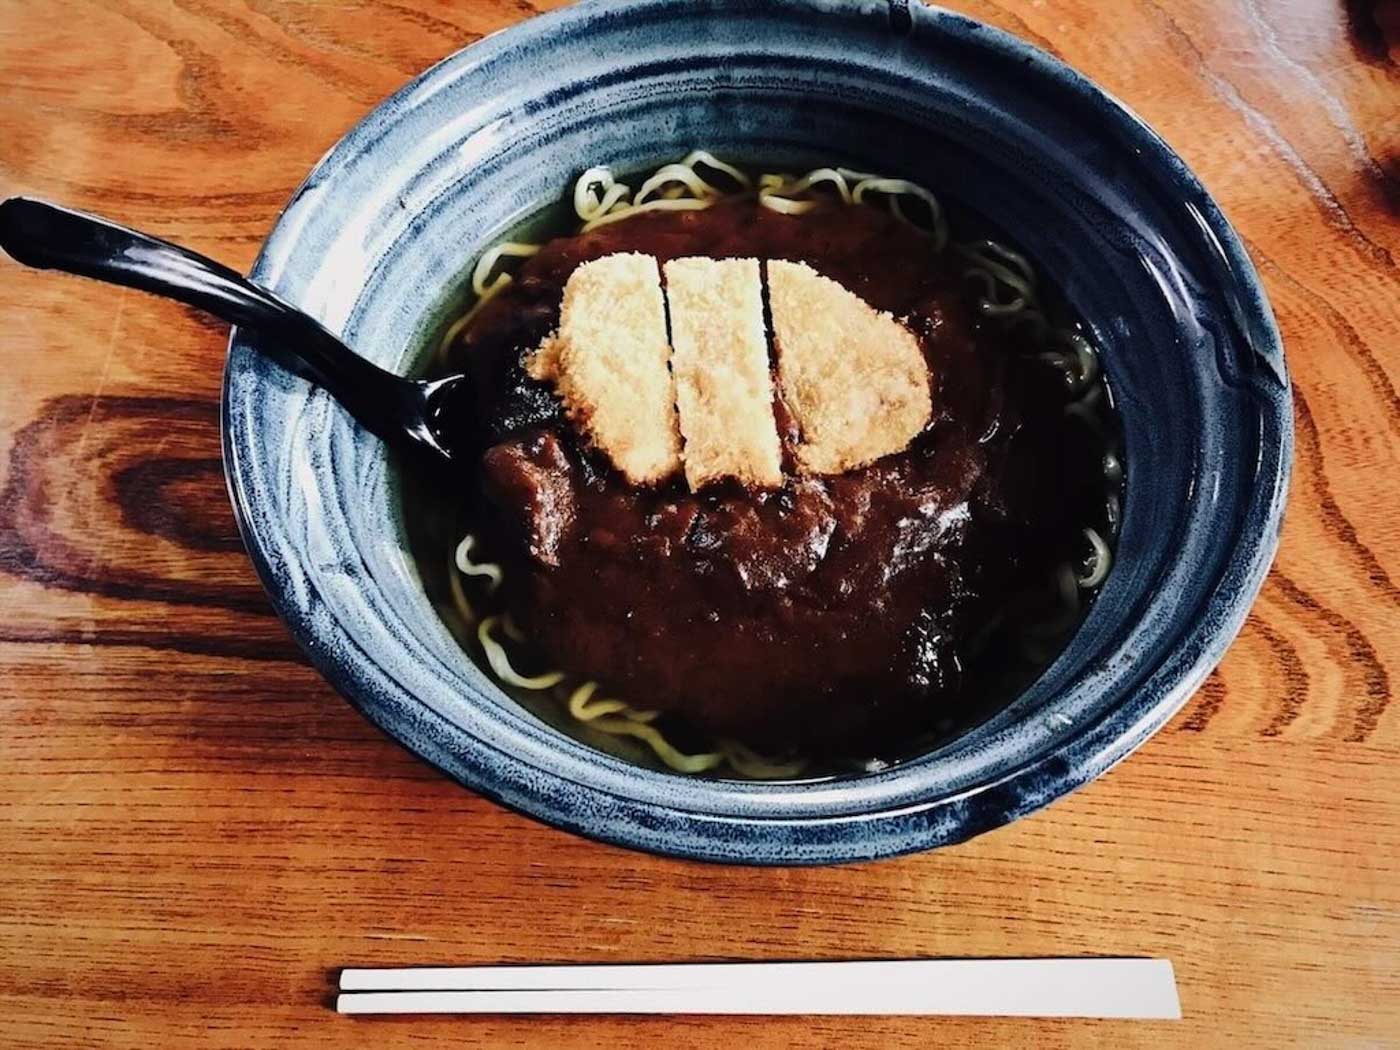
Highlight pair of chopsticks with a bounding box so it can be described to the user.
[336,958,1180,1017]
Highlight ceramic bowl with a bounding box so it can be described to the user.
[222,0,1292,864]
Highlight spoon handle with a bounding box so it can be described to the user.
[0,196,427,450]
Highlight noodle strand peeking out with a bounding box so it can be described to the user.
[415,152,1122,779]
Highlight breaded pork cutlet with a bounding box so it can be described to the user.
[530,252,931,488]
[663,256,783,490]
[527,252,680,485]
[766,259,932,475]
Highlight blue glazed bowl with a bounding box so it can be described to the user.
[222,0,1291,864]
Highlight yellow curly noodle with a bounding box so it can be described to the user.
[718,739,808,780]
[954,238,1119,612]
[434,242,541,366]
[568,683,726,776]
[957,239,1038,315]
[476,615,565,690]
[445,552,477,629]
[454,533,503,591]
[439,151,1121,776]
[574,150,753,232]
[1077,526,1112,589]
[564,683,811,778]
[757,166,950,250]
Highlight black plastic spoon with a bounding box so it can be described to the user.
[0,197,471,469]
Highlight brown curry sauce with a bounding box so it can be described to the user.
[448,199,1106,755]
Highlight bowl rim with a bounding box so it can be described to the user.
[221,0,1293,864]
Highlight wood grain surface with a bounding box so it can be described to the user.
[2,1,1398,1046]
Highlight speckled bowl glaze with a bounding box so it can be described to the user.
[222,0,1291,864]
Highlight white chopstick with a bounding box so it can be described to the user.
[336,958,1180,1018]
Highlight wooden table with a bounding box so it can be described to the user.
[2,1,1397,1046]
